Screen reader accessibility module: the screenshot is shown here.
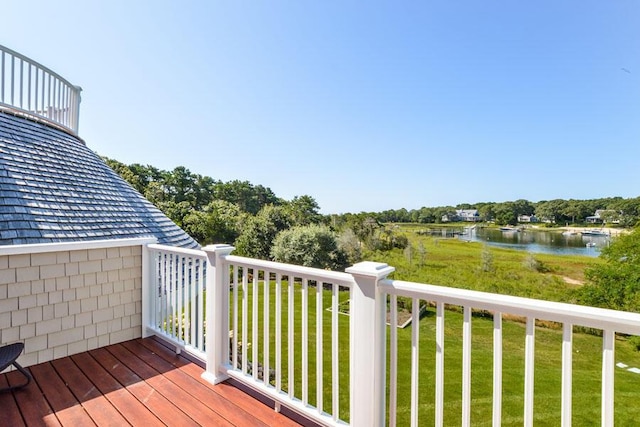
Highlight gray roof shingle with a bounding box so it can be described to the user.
[0,112,198,248]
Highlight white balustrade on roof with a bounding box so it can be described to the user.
[0,44,81,135]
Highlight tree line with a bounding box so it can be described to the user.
[106,156,639,256]
[104,158,356,270]
[361,197,640,227]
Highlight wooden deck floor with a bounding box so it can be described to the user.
[0,337,306,426]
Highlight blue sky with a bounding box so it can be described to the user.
[4,1,639,214]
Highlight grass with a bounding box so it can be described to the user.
[370,223,601,303]
[231,278,640,425]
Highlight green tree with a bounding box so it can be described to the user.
[271,224,348,270]
[285,195,322,226]
[234,205,292,259]
[213,180,280,214]
[535,199,567,224]
[182,200,243,245]
[493,202,517,226]
[155,200,193,228]
[579,227,640,312]
[337,228,362,265]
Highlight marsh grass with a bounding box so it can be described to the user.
[368,224,601,302]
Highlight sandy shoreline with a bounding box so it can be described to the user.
[530,225,628,236]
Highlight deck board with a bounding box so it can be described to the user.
[0,374,26,427]
[71,351,165,427]
[7,369,61,427]
[135,338,304,427]
[50,356,130,427]
[121,339,271,427]
[97,344,232,426]
[29,363,96,426]
[0,337,304,427]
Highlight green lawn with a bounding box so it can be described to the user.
[232,279,640,425]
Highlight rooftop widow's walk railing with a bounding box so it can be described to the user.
[142,244,640,427]
[0,44,81,134]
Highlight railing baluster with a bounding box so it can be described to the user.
[276,272,282,392]
[162,253,169,336]
[302,278,308,405]
[56,78,61,120]
[462,306,472,427]
[11,55,15,105]
[1,51,5,102]
[493,311,503,426]
[411,297,420,427]
[524,317,535,427]
[177,255,183,343]
[47,73,52,118]
[263,271,270,387]
[27,63,31,111]
[435,301,444,427]
[40,69,45,116]
[332,283,340,422]
[252,269,259,381]
[561,323,572,427]
[198,259,205,351]
[19,59,23,108]
[288,274,295,399]
[34,66,38,112]
[148,249,156,334]
[242,268,248,374]
[171,253,178,341]
[232,265,239,370]
[602,329,614,427]
[389,294,398,427]
[188,258,195,347]
[316,280,323,413]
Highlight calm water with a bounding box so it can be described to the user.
[426,227,610,257]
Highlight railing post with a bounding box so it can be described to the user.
[141,244,154,338]
[201,244,235,385]
[346,261,395,426]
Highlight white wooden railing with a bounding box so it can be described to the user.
[143,244,208,359]
[379,280,640,427]
[0,44,81,134]
[142,244,640,427]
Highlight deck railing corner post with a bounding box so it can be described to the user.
[201,244,235,385]
[141,241,158,338]
[346,261,395,426]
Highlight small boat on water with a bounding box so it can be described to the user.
[500,226,520,232]
[586,242,597,248]
[582,229,610,236]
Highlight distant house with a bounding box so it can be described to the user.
[586,209,619,224]
[518,214,538,223]
[441,213,455,222]
[457,209,481,222]
[442,209,481,223]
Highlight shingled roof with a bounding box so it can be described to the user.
[0,111,198,248]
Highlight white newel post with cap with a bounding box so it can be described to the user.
[201,244,235,385]
[346,261,395,426]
